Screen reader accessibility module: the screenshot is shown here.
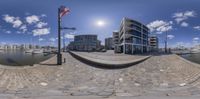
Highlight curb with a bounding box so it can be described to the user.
[69,51,151,69]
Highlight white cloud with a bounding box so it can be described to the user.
[49,38,56,42]
[193,37,199,41]
[12,19,22,28]
[172,11,196,23]
[184,11,196,17]
[193,37,199,45]
[19,25,27,33]
[3,15,15,23]
[36,22,48,28]
[147,20,173,34]
[6,31,11,34]
[19,25,27,32]
[41,14,47,17]
[16,31,21,34]
[39,38,45,41]
[180,22,189,27]
[0,42,7,45]
[64,34,75,39]
[32,28,50,36]
[56,37,63,40]
[194,26,200,30]
[167,35,175,39]
[26,15,40,24]
[3,15,22,28]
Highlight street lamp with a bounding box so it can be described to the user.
[57,6,72,65]
[165,32,168,53]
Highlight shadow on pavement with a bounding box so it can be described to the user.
[69,51,150,69]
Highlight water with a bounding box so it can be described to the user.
[0,50,54,66]
[181,53,200,64]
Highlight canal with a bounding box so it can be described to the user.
[0,50,54,66]
[181,53,200,64]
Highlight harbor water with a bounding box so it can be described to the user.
[181,53,200,64]
[0,49,54,66]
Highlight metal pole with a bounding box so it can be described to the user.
[63,33,65,52]
[165,32,167,53]
[57,8,62,65]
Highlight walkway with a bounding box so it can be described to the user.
[0,52,200,98]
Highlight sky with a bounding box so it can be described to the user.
[0,0,200,48]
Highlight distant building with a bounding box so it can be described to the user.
[113,31,120,53]
[105,37,113,50]
[68,34,98,51]
[0,45,3,50]
[114,18,149,54]
[96,40,102,51]
[149,36,159,52]
[12,45,18,49]
[4,45,11,49]
[20,44,31,50]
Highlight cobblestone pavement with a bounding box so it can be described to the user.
[1,52,200,98]
[72,50,146,61]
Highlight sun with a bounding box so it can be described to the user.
[96,20,105,27]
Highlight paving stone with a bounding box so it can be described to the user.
[97,91,113,96]
[0,52,200,98]
[115,92,133,96]
[71,91,91,96]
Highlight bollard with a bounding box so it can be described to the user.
[64,58,66,63]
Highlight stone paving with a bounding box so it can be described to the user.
[0,51,200,98]
[69,51,150,67]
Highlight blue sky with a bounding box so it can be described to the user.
[0,0,200,48]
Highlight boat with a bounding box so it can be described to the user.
[25,49,34,53]
[43,50,52,53]
[191,48,200,54]
[32,49,44,54]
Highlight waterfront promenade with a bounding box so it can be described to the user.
[0,51,200,98]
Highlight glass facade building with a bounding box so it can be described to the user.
[68,35,98,51]
[114,18,149,54]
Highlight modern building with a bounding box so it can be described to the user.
[113,31,120,53]
[4,45,11,49]
[149,36,159,52]
[114,17,149,54]
[96,40,103,51]
[20,44,31,50]
[12,45,18,49]
[105,37,113,50]
[0,45,3,50]
[68,34,98,51]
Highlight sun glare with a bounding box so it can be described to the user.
[96,20,105,27]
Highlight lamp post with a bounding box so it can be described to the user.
[165,32,168,53]
[57,6,71,65]
[57,8,62,65]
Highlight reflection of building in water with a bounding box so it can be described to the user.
[0,45,3,50]
[114,17,149,54]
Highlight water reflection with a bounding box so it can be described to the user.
[181,53,200,64]
[0,49,54,66]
